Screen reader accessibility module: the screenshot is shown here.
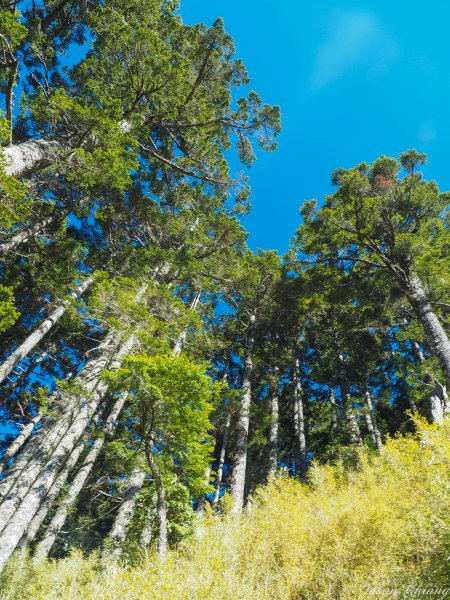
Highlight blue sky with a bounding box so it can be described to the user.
[181,1,450,253]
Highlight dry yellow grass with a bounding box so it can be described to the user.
[1,416,450,599]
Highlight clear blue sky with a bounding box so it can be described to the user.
[181,1,450,253]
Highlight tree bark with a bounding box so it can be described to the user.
[33,392,128,559]
[230,315,255,513]
[108,469,147,558]
[293,357,307,478]
[0,277,93,385]
[329,388,339,433]
[145,446,167,558]
[3,139,64,179]
[406,274,450,389]
[363,391,382,451]
[0,332,133,572]
[212,412,231,510]
[412,340,449,423]
[268,368,280,477]
[0,210,68,256]
[0,412,43,474]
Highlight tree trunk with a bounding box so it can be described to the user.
[212,412,231,510]
[3,139,64,179]
[33,392,128,560]
[172,291,201,356]
[293,357,307,478]
[337,352,362,447]
[406,274,450,389]
[0,210,68,256]
[329,388,339,433]
[412,340,449,423]
[230,315,255,513]
[109,469,147,558]
[0,332,133,572]
[0,277,93,385]
[145,446,167,558]
[0,412,43,474]
[268,368,280,477]
[140,506,155,548]
[19,433,89,553]
[363,391,382,451]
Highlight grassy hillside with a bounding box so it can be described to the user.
[1,417,450,600]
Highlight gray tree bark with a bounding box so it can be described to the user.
[363,391,382,451]
[0,412,43,474]
[293,357,307,478]
[3,139,64,179]
[268,367,280,477]
[33,392,128,559]
[407,274,450,389]
[0,277,93,385]
[0,332,134,572]
[212,412,231,510]
[230,315,255,513]
[109,469,147,558]
[329,388,339,433]
[0,210,68,256]
[145,447,167,558]
[412,340,449,423]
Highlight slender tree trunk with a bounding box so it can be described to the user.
[412,340,449,423]
[19,433,89,553]
[268,367,280,477]
[0,210,68,256]
[0,332,133,572]
[140,507,155,548]
[212,412,231,510]
[0,412,43,474]
[145,446,167,558]
[230,315,255,513]
[329,388,339,433]
[172,291,201,356]
[292,357,307,478]
[363,391,382,451]
[406,274,450,389]
[0,277,93,385]
[33,392,128,560]
[109,470,147,558]
[337,353,363,447]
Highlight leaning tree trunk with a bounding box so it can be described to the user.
[0,331,134,572]
[19,432,90,553]
[3,139,64,179]
[230,315,255,513]
[0,412,43,474]
[212,412,231,510]
[33,392,128,560]
[329,388,339,434]
[292,357,307,478]
[363,391,382,451]
[0,210,68,256]
[406,274,450,389]
[0,277,93,385]
[108,469,147,558]
[145,445,167,559]
[268,367,280,477]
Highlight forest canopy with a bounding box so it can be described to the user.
[0,1,449,597]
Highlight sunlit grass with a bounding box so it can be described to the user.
[2,416,450,599]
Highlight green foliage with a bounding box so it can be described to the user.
[0,284,19,332]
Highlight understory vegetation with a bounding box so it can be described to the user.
[1,418,450,599]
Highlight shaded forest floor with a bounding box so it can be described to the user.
[1,417,450,600]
